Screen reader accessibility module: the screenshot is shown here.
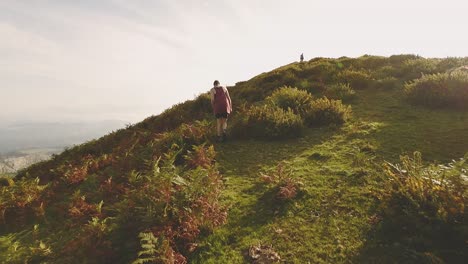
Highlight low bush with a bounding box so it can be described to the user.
[397,58,440,81]
[0,178,47,226]
[299,61,339,83]
[112,144,226,263]
[374,77,400,89]
[404,71,468,109]
[259,161,303,200]
[372,65,398,79]
[257,70,298,90]
[266,86,314,115]
[378,152,467,262]
[230,83,264,103]
[233,69,301,104]
[388,54,420,66]
[303,81,327,94]
[436,57,466,72]
[305,97,352,126]
[235,105,304,139]
[151,120,214,163]
[352,55,389,70]
[191,92,212,114]
[324,83,356,101]
[297,79,310,90]
[337,69,373,89]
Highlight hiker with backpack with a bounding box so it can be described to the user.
[210,80,232,142]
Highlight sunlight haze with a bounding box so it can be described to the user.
[1,0,467,123]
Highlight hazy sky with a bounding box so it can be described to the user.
[2,0,467,123]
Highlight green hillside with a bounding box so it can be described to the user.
[1,55,467,263]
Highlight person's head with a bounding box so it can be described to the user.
[213,80,220,86]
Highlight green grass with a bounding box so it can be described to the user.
[191,126,382,263]
[189,87,468,263]
[353,88,468,162]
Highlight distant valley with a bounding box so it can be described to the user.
[0,120,127,173]
[0,148,60,174]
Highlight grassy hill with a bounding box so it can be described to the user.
[1,55,467,263]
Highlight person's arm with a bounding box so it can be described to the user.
[210,88,215,107]
[225,87,232,112]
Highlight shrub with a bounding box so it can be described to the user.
[259,161,303,200]
[299,61,339,83]
[305,97,352,126]
[114,145,226,262]
[388,54,420,65]
[258,70,298,90]
[372,65,398,79]
[154,120,214,155]
[303,81,327,94]
[379,152,467,262]
[0,178,47,225]
[324,83,356,101]
[236,105,304,139]
[234,69,300,104]
[191,92,212,115]
[404,71,468,109]
[297,79,310,90]
[352,55,389,70]
[337,69,373,89]
[231,83,264,103]
[266,86,314,115]
[184,144,216,169]
[436,57,465,72]
[281,70,299,87]
[60,217,116,263]
[397,58,440,81]
[374,77,400,89]
[260,71,285,84]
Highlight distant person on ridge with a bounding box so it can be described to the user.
[300,53,304,62]
[210,80,232,142]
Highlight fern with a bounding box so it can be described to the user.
[133,232,159,264]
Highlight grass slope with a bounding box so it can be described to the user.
[191,87,468,263]
[1,55,467,263]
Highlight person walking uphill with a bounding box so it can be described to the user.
[210,80,232,142]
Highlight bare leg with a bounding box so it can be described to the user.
[222,118,228,133]
[220,118,228,142]
[216,119,223,137]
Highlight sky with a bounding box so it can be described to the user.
[1,0,467,124]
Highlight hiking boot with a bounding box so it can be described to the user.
[222,132,227,142]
